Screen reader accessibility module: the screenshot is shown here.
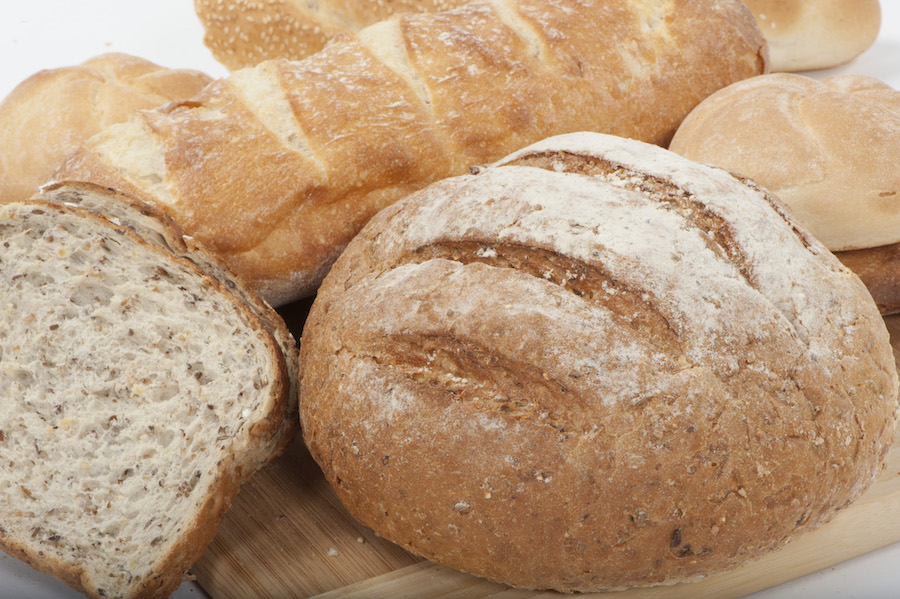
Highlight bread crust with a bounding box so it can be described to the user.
[835,243,900,316]
[299,133,899,591]
[194,0,471,70]
[0,53,210,204]
[55,0,767,306]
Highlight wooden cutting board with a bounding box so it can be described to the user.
[191,310,900,599]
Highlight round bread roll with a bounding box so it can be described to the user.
[0,53,211,203]
[743,0,881,72]
[669,73,900,312]
[299,133,899,591]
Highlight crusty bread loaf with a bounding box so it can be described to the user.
[299,132,899,592]
[668,73,900,312]
[0,186,297,599]
[195,0,471,70]
[53,0,767,307]
[0,53,211,204]
[743,0,881,72]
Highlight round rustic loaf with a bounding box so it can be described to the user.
[669,73,900,312]
[0,53,211,203]
[299,133,899,591]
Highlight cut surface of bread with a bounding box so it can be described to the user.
[0,200,291,599]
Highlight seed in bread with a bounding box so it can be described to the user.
[299,132,899,592]
[195,0,472,70]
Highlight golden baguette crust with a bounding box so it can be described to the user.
[0,53,211,204]
[194,0,471,70]
[299,132,899,591]
[54,0,767,306]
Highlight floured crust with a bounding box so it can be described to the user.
[668,73,900,315]
[299,133,899,592]
[54,0,767,306]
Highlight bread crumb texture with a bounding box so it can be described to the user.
[0,202,282,599]
[299,133,899,592]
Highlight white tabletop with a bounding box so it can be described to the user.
[0,2,898,598]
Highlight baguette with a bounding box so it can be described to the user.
[195,0,471,70]
[0,184,298,599]
[299,132,899,591]
[0,53,211,204]
[53,0,767,307]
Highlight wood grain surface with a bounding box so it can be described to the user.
[191,311,900,599]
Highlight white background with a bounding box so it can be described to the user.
[0,1,898,598]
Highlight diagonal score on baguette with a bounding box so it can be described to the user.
[54,0,767,307]
[0,198,293,599]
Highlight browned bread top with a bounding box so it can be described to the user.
[299,133,899,592]
[0,53,211,204]
[195,0,472,70]
[54,0,767,306]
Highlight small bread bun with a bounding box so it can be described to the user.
[0,53,211,203]
[669,72,900,312]
[743,0,881,71]
[299,133,898,592]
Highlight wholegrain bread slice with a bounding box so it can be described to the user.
[38,181,300,457]
[0,197,294,599]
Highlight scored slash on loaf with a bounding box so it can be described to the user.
[52,0,767,306]
[299,132,899,592]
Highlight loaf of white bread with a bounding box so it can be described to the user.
[743,0,881,72]
[197,0,880,73]
[0,53,211,204]
[299,132,899,592]
[669,73,900,313]
[0,183,299,599]
[53,0,767,307]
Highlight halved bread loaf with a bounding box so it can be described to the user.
[0,192,296,599]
